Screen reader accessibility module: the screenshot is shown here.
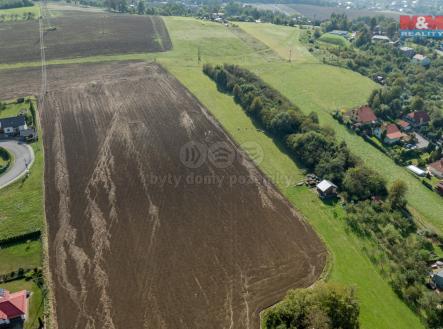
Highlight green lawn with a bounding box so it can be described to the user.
[0,100,30,119]
[0,6,40,21]
[0,279,44,329]
[0,240,42,274]
[236,22,315,63]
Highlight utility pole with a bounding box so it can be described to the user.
[197,47,201,64]
[289,48,292,63]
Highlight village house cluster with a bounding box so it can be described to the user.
[338,105,443,195]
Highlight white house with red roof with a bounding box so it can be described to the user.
[346,105,378,126]
[0,288,28,328]
[374,123,406,145]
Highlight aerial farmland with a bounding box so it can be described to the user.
[0,2,442,329]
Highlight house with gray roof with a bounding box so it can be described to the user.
[0,116,27,137]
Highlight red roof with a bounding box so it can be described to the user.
[396,119,410,128]
[407,111,430,124]
[354,106,377,123]
[383,124,404,140]
[429,159,443,174]
[0,289,28,321]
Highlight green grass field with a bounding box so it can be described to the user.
[0,240,41,274]
[0,279,44,329]
[0,5,40,21]
[318,33,351,47]
[0,100,30,119]
[0,15,433,328]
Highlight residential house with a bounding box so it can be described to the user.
[372,35,391,43]
[396,119,412,131]
[428,158,443,179]
[347,105,378,126]
[0,288,28,328]
[316,180,337,199]
[412,54,431,66]
[0,116,27,137]
[399,46,415,58]
[374,123,405,144]
[406,111,430,127]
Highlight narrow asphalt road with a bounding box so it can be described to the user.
[0,140,35,190]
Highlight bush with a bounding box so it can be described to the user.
[263,283,360,329]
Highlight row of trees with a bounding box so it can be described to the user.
[0,11,35,22]
[263,283,360,329]
[204,63,387,201]
[0,0,33,10]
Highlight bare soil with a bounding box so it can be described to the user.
[0,62,326,329]
[0,12,171,64]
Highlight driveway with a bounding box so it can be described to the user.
[0,140,35,189]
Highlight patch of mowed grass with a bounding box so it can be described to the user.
[0,99,30,118]
[0,100,44,240]
[0,279,44,329]
[318,33,351,48]
[236,22,315,63]
[0,240,41,274]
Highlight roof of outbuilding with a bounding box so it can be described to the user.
[0,116,26,128]
[316,180,337,192]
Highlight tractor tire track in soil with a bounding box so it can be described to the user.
[3,61,327,329]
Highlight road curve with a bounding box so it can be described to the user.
[0,140,35,190]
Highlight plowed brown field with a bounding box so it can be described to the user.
[2,61,326,329]
[0,12,171,64]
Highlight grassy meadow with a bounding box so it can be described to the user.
[0,5,39,21]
